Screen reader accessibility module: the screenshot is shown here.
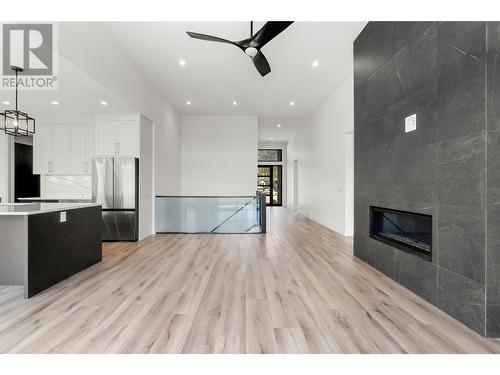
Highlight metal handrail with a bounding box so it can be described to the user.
[210,197,257,233]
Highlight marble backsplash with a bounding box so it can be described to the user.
[41,175,92,198]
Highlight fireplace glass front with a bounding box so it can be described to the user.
[369,206,432,261]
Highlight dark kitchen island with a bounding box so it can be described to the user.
[0,203,102,298]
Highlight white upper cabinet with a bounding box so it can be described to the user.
[33,124,52,174]
[69,125,94,174]
[95,121,117,156]
[52,126,70,174]
[33,116,140,175]
[117,121,140,157]
[33,124,94,175]
[95,120,139,157]
[87,124,95,171]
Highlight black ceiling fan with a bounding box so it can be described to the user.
[186,21,294,77]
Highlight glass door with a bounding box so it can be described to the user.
[257,165,282,206]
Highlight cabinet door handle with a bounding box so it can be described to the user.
[117,142,120,155]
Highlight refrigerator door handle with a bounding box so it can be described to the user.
[105,158,114,207]
[92,157,114,209]
[113,157,136,210]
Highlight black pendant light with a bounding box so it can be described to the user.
[1,66,35,136]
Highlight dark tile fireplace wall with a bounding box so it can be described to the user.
[354,22,500,337]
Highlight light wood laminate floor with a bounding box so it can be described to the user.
[0,208,499,354]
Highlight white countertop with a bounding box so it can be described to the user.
[0,203,102,216]
[18,197,93,202]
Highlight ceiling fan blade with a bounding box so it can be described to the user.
[252,51,271,77]
[186,31,235,45]
[251,21,294,47]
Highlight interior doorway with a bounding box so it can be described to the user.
[293,159,298,211]
[257,165,282,206]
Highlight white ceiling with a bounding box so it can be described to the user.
[0,22,365,141]
[0,55,134,123]
[102,22,365,141]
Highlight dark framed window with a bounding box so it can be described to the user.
[258,149,282,162]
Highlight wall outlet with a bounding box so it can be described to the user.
[60,211,67,223]
[405,114,417,133]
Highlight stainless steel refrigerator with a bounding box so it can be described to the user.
[92,157,139,241]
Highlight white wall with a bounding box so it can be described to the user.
[58,23,182,196]
[181,115,257,196]
[139,115,154,240]
[287,75,354,236]
[258,141,287,206]
[154,105,181,195]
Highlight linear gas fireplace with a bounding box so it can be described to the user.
[369,206,432,261]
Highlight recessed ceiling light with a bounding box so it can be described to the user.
[2,101,10,105]
[312,59,319,68]
[100,100,108,106]
[232,101,238,106]
[277,123,282,128]
[270,137,274,140]
[186,101,192,105]
[178,58,186,66]
[51,101,59,105]
[289,101,295,106]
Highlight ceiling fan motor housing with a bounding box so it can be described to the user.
[244,47,258,57]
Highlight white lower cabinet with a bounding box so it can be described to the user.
[34,124,94,175]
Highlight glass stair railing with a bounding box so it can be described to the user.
[155,195,266,234]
